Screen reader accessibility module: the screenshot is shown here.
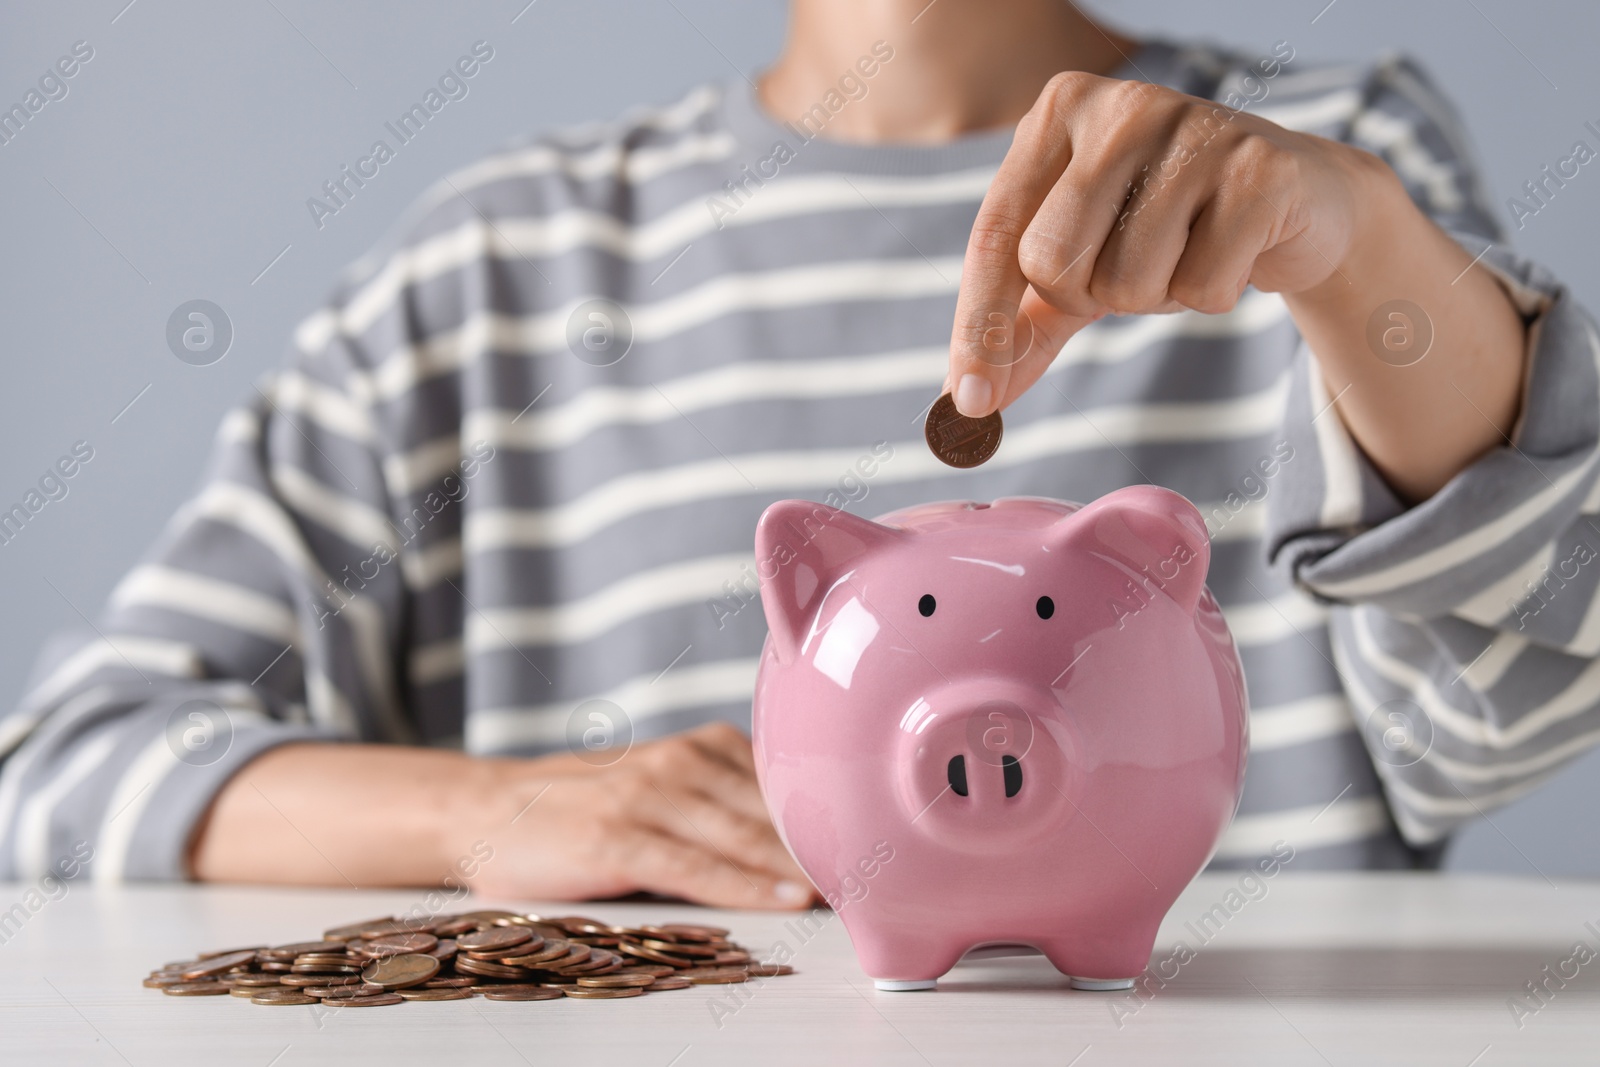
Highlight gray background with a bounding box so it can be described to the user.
[1,0,1596,876]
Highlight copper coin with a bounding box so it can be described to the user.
[430,917,480,938]
[616,942,683,967]
[142,974,188,988]
[619,964,677,978]
[196,945,265,959]
[454,958,529,980]
[453,909,522,924]
[180,950,259,980]
[523,922,569,940]
[924,391,1002,468]
[457,926,532,953]
[483,988,565,1001]
[314,985,386,999]
[258,961,294,973]
[713,950,751,964]
[222,974,284,987]
[744,963,794,977]
[646,976,692,990]
[322,917,396,941]
[501,938,568,966]
[563,986,643,999]
[426,939,458,961]
[421,977,475,989]
[163,982,232,996]
[640,937,717,958]
[291,963,360,975]
[484,933,541,957]
[260,941,337,960]
[281,973,364,987]
[361,933,438,957]
[560,960,621,977]
[576,974,655,988]
[229,987,263,998]
[397,987,475,1001]
[551,916,610,935]
[653,923,729,940]
[322,993,404,1007]
[681,964,749,976]
[356,918,435,940]
[361,953,440,990]
[251,991,317,1006]
[250,987,315,1000]
[685,970,748,985]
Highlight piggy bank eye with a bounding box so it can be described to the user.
[1036,596,1055,620]
[918,594,936,617]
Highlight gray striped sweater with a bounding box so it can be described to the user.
[4,40,1596,883]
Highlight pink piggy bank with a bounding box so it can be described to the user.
[751,488,1248,991]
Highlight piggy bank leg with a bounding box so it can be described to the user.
[852,928,965,992]
[1036,924,1158,992]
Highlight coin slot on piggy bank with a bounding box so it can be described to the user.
[751,488,1249,993]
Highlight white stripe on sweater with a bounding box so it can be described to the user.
[110,566,300,647]
[364,257,963,401]
[1453,543,1556,628]
[1310,327,1600,600]
[1249,695,1353,752]
[20,637,202,716]
[15,730,119,880]
[1305,349,1363,531]
[1222,590,1329,648]
[1348,606,1600,752]
[1212,795,1390,858]
[180,482,406,741]
[341,167,997,341]
[0,686,128,873]
[461,376,1291,558]
[465,657,762,752]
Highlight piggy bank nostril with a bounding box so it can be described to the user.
[947,754,969,797]
[1002,754,1023,797]
[1036,596,1054,619]
[919,594,937,617]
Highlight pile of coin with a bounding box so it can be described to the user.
[143,911,794,1006]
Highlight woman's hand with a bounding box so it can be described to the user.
[947,70,1368,417]
[945,69,1524,503]
[465,723,817,910]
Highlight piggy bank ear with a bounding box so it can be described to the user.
[756,500,901,664]
[1054,485,1211,614]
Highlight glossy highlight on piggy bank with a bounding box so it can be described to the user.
[751,488,1249,991]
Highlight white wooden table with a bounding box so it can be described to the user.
[2,872,1596,1065]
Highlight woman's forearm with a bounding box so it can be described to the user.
[1284,150,1527,504]
[187,742,505,888]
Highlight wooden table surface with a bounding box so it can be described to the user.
[3,871,1597,1065]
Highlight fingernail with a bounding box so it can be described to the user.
[953,373,992,417]
[774,880,810,904]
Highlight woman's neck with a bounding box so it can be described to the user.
[759,0,1138,143]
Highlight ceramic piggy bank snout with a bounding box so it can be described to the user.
[751,489,1249,991]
